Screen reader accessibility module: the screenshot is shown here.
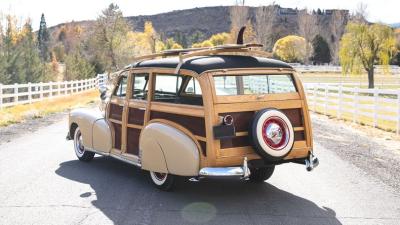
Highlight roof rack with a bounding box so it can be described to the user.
[131,43,272,74]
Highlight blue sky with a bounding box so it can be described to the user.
[0,0,398,28]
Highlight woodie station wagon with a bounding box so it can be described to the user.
[66,31,319,191]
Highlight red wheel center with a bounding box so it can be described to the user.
[262,117,289,150]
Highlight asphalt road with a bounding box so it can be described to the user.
[1,116,400,225]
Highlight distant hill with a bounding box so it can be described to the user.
[48,5,349,50]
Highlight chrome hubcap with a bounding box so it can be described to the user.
[266,123,283,145]
[74,130,85,156]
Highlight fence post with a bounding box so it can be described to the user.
[373,88,378,128]
[28,82,32,104]
[397,90,400,135]
[14,83,18,105]
[49,81,53,98]
[39,82,43,100]
[58,82,61,96]
[0,84,2,109]
[338,85,342,119]
[324,84,328,115]
[353,87,359,123]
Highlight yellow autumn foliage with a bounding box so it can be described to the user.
[273,35,307,63]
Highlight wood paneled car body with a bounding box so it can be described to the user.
[66,43,318,191]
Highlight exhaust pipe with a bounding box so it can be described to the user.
[305,154,319,171]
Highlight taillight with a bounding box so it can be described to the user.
[261,117,290,150]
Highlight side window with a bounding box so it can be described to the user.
[153,74,183,102]
[132,73,149,100]
[113,76,127,97]
[184,77,202,95]
[153,74,203,106]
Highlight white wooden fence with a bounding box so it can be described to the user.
[304,83,400,134]
[292,64,400,74]
[0,78,97,108]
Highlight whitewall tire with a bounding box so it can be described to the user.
[149,171,175,191]
[73,127,95,162]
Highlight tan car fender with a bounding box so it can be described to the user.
[68,108,105,149]
[140,121,200,176]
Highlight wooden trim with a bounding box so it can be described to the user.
[293,72,313,149]
[197,73,216,167]
[215,92,301,104]
[214,100,303,113]
[130,67,199,78]
[235,131,248,137]
[109,118,122,124]
[194,135,207,142]
[127,123,143,129]
[293,127,305,131]
[150,102,205,117]
[204,67,295,76]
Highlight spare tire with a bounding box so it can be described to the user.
[250,108,295,161]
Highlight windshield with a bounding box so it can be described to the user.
[213,74,297,96]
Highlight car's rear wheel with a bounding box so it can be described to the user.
[73,127,95,162]
[149,171,175,191]
[249,166,275,183]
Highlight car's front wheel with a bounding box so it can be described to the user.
[249,166,275,183]
[149,171,175,191]
[73,127,95,162]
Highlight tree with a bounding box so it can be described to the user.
[163,38,182,49]
[91,3,130,71]
[19,20,44,82]
[255,5,277,50]
[273,35,307,63]
[144,21,157,53]
[64,47,95,80]
[38,13,50,61]
[298,9,317,64]
[230,1,248,41]
[311,35,331,64]
[330,10,348,64]
[339,23,396,88]
[0,14,8,84]
[192,32,230,48]
[4,15,23,83]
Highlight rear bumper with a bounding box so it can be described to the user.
[199,157,251,178]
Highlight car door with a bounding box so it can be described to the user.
[124,72,150,157]
[108,71,128,154]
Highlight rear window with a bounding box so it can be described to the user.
[213,74,297,96]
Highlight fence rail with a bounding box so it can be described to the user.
[304,83,400,134]
[0,78,97,108]
[292,65,400,74]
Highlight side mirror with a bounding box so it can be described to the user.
[99,86,108,100]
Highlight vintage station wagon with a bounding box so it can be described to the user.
[66,42,318,191]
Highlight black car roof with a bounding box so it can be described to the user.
[129,55,292,74]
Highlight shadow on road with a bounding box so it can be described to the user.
[56,156,342,225]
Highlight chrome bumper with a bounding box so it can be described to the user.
[199,157,251,178]
[305,153,319,171]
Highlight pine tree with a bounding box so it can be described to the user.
[19,20,44,82]
[38,13,50,61]
[4,15,23,84]
[0,18,8,84]
[64,47,95,80]
[311,35,331,64]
